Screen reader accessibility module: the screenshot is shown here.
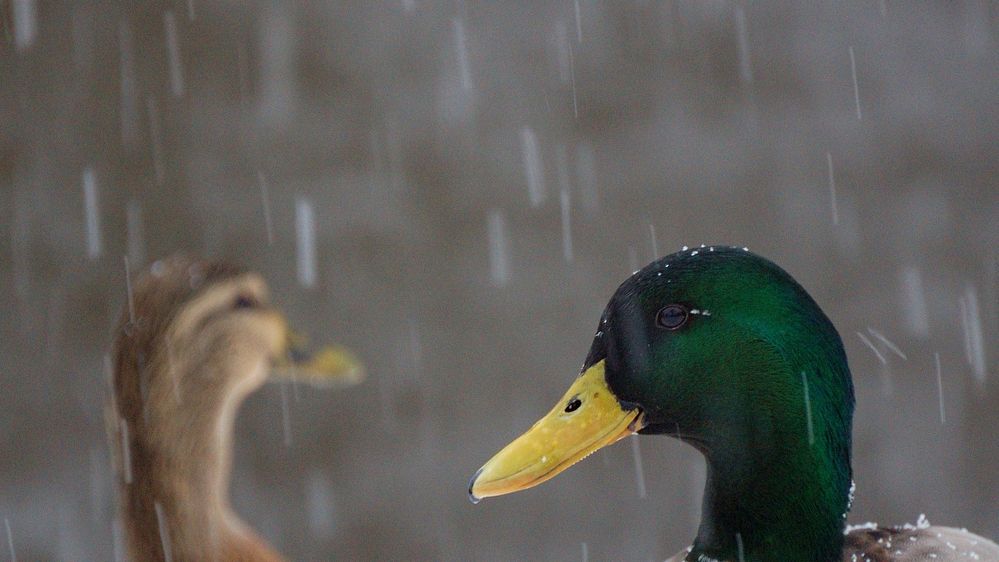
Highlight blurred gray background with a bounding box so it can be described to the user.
[1,1,997,560]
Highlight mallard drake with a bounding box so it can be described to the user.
[469,247,998,562]
[107,255,363,562]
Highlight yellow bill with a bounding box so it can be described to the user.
[272,329,365,389]
[469,360,645,502]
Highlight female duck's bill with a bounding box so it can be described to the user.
[273,328,365,388]
[468,360,644,503]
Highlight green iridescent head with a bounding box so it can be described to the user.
[591,247,852,448]
[471,246,855,561]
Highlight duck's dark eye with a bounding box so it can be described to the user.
[234,295,258,309]
[565,397,582,413]
[656,304,688,330]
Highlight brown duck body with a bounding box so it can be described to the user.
[108,257,283,561]
[107,255,361,561]
[664,524,999,561]
[841,524,999,562]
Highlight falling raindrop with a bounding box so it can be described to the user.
[958,285,985,383]
[111,517,125,562]
[569,42,578,118]
[801,371,815,446]
[848,46,862,120]
[4,517,15,562]
[146,96,166,184]
[12,0,36,52]
[295,196,317,288]
[258,9,296,126]
[487,209,511,286]
[630,436,647,499]
[899,266,929,338]
[520,127,546,207]
[555,21,571,83]
[186,0,195,20]
[452,18,473,91]
[560,188,573,263]
[257,171,275,246]
[648,224,659,260]
[934,352,945,425]
[826,152,838,226]
[164,11,185,97]
[855,331,887,365]
[736,532,745,562]
[118,21,139,148]
[573,0,582,42]
[120,418,133,484]
[154,502,173,562]
[734,6,753,83]
[627,246,638,273]
[82,167,103,259]
[581,541,588,562]
[866,328,907,360]
[305,470,336,539]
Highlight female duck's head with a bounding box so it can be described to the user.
[470,247,854,538]
[110,255,365,561]
[112,255,363,422]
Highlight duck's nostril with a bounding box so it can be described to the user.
[564,397,582,413]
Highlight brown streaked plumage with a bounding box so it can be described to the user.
[107,255,362,562]
[841,524,999,562]
[662,523,999,561]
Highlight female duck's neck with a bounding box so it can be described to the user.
[122,388,277,561]
[687,426,850,562]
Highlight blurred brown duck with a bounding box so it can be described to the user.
[107,255,363,562]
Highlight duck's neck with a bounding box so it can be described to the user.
[686,369,853,562]
[688,436,849,561]
[119,361,282,562]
